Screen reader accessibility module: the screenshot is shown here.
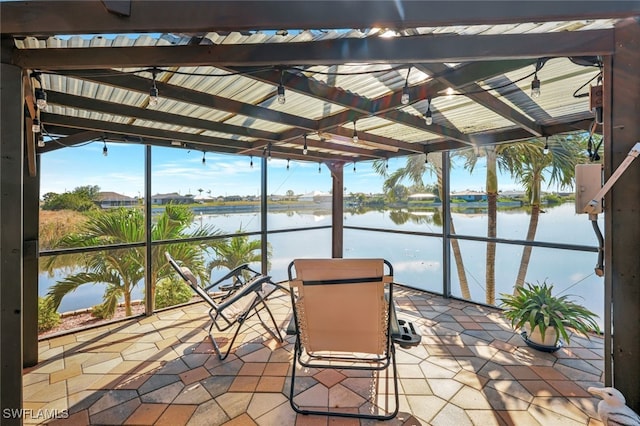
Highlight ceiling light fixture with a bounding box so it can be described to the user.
[303,134,308,155]
[352,121,359,144]
[149,68,159,106]
[424,97,433,125]
[401,67,411,105]
[35,88,47,110]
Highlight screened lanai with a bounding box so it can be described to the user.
[1,1,640,423]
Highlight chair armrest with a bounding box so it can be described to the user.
[204,264,259,292]
[386,293,422,348]
[217,274,274,312]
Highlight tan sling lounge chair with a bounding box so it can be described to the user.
[287,258,419,420]
[165,252,283,360]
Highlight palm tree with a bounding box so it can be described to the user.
[46,205,219,317]
[500,136,583,289]
[373,154,471,299]
[207,231,272,279]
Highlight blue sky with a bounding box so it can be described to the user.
[40,141,525,198]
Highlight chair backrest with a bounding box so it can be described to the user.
[165,252,220,309]
[289,258,392,355]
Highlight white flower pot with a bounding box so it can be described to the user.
[523,324,560,350]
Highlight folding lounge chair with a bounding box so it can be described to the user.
[287,258,419,420]
[165,252,283,360]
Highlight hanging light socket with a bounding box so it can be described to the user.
[352,121,359,144]
[303,134,308,155]
[277,84,286,104]
[543,137,550,155]
[102,141,108,157]
[37,135,45,148]
[531,73,541,98]
[424,97,433,125]
[401,85,410,105]
[35,88,47,110]
[149,69,159,106]
[31,118,41,133]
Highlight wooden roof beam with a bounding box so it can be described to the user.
[3,1,637,35]
[10,30,614,69]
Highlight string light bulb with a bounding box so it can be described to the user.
[424,97,433,125]
[37,135,45,148]
[401,85,410,105]
[31,118,41,133]
[352,121,359,144]
[286,159,290,170]
[401,67,411,105]
[102,141,108,157]
[35,88,47,110]
[277,70,286,104]
[267,143,272,161]
[149,69,159,106]
[277,83,286,104]
[353,161,357,173]
[303,134,308,155]
[531,69,541,98]
[202,151,206,164]
[250,156,254,168]
[543,137,550,155]
[318,162,321,173]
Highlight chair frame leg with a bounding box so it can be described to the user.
[289,338,399,420]
[207,298,284,360]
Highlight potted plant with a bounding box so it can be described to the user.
[499,280,600,352]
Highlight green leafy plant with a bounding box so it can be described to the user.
[38,297,61,332]
[499,280,600,345]
[155,277,193,309]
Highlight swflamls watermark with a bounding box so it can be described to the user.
[2,408,69,420]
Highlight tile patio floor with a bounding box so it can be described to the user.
[25,286,606,425]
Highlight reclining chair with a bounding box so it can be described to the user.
[287,258,421,420]
[165,252,283,360]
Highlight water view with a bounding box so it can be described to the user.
[39,203,606,327]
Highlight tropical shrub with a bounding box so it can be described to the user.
[155,277,193,309]
[38,297,61,332]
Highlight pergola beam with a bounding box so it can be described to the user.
[2,1,637,35]
[416,63,543,136]
[10,30,614,69]
[45,91,281,141]
[52,70,317,131]
[40,113,254,151]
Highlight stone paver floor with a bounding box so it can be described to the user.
[25,286,605,425]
